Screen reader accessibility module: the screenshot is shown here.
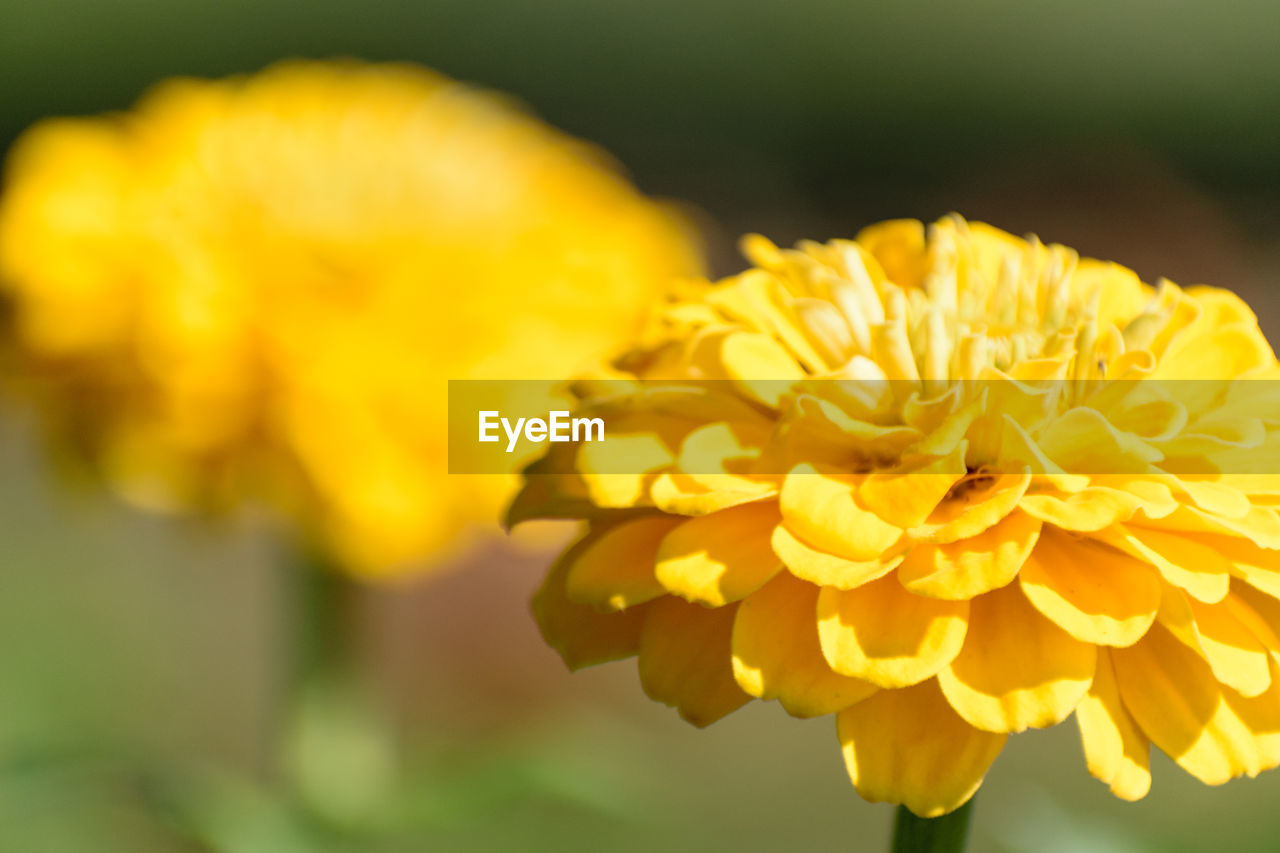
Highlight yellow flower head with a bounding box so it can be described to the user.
[0,60,702,576]
[514,215,1280,815]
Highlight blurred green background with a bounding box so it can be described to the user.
[4,1,1280,850]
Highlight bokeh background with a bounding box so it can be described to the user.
[3,1,1280,850]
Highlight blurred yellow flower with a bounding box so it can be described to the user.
[515,215,1280,816]
[0,60,702,576]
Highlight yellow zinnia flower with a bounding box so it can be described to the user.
[513,215,1280,816]
[0,60,702,576]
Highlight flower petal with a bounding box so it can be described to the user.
[564,515,683,611]
[817,575,968,688]
[1099,524,1231,604]
[771,524,903,590]
[856,444,967,528]
[1018,527,1160,647]
[898,511,1041,600]
[1224,658,1280,775]
[1075,650,1151,800]
[938,583,1096,732]
[732,572,878,717]
[1018,488,1147,532]
[779,466,902,560]
[837,679,1006,818]
[650,472,775,517]
[720,331,805,407]
[912,472,1030,545]
[655,501,783,607]
[638,596,750,727]
[1158,585,1273,698]
[533,537,652,670]
[1112,622,1260,785]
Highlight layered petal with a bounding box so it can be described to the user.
[655,501,783,606]
[564,515,683,611]
[1019,527,1160,646]
[732,572,878,717]
[533,538,651,670]
[1075,651,1151,800]
[938,583,1096,732]
[1113,623,1261,784]
[638,596,750,727]
[772,524,903,590]
[817,574,968,688]
[779,466,902,560]
[837,679,1006,817]
[898,510,1040,600]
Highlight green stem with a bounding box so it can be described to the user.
[891,799,974,853]
[293,549,351,687]
[281,548,394,834]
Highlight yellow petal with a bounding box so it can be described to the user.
[1036,406,1163,473]
[913,472,1030,545]
[837,679,1006,818]
[577,428,675,508]
[857,444,967,528]
[1075,651,1151,800]
[771,524,903,590]
[817,575,968,688]
[1100,524,1231,604]
[649,472,774,516]
[565,516,683,611]
[533,536,652,670]
[899,511,1041,600]
[1158,585,1273,697]
[1190,593,1274,697]
[855,218,928,289]
[1018,487,1147,532]
[938,583,1096,732]
[1153,323,1276,380]
[1204,533,1280,599]
[720,331,804,407]
[655,501,783,607]
[1229,581,1280,651]
[732,572,878,717]
[1138,505,1280,550]
[1018,527,1160,646]
[1224,659,1280,775]
[638,596,750,727]
[1112,622,1260,784]
[779,466,902,560]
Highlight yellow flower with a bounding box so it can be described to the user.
[514,215,1280,815]
[0,60,702,576]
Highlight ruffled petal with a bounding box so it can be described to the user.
[856,444,967,528]
[779,466,902,560]
[1075,650,1151,800]
[837,679,1006,818]
[1018,488,1147,532]
[1157,584,1272,697]
[938,583,1096,732]
[1099,524,1231,604]
[912,472,1030,545]
[533,538,652,670]
[732,571,878,717]
[655,501,783,606]
[817,575,968,688]
[638,596,750,727]
[898,511,1040,600]
[564,515,683,611]
[1113,622,1261,785]
[1019,527,1160,646]
[771,524,903,590]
